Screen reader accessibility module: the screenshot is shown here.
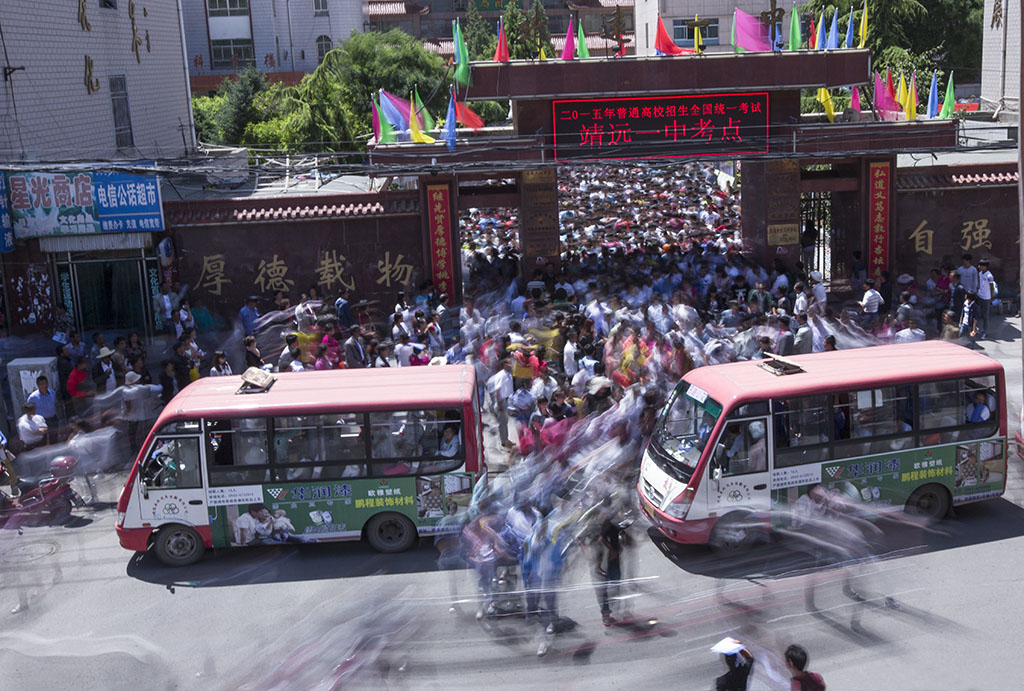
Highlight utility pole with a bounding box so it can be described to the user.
[1018,0,1023,398]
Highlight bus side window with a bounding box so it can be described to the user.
[962,375,998,439]
[833,386,914,458]
[142,437,202,489]
[715,419,768,476]
[919,380,962,442]
[773,396,829,468]
[321,413,367,479]
[206,418,270,486]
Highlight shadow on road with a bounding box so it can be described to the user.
[125,537,446,588]
[647,498,1024,580]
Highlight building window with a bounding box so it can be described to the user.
[672,18,720,47]
[316,35,333,63]
[100,0,117,8]
[208,0,249,17]
[313,0,328,16]
[211,39,255,69]
[109,75,134,151]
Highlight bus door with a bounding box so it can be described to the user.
[705,414,772,517]
[136,434,207,527]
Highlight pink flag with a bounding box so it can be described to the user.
[381,90,421,128]
[734,9,772,52]
[562,17,576,60]
[851,86,861,112]
[371,96,381,140]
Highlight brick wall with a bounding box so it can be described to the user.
[0,0,192,161]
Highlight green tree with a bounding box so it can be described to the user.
[216,68,268,145]
[192,93,225,144]
[502,1,531,61]
[464,2,497,61]
[524,1,553,59]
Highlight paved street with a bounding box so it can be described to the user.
[3,320,1024,690]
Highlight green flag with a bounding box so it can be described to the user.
[939,71,956,118]
[454,19,471,87]
[414,86,435,131]
[576,16,590,58]
[373,94,395,144]
[789,6,802,50]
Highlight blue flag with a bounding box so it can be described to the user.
[378,89,410,141]
[826,10,838,50]
[442,89,457,151]
[845,7,855,48]
[926,70,939,119]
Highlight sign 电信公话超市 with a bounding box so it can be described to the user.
[4,171,165,238]
[552,92,770,162]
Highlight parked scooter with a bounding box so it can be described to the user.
[0,456,85,530]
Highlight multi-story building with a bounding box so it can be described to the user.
[980,0,1020,114]
[182,0,363,92]
[0,0,194,162]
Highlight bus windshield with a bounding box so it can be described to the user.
[650,384,722,482]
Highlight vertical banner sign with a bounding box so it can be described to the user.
[519,168,561,270]
[0,175,14,253]
[868,161,891,278]
[426,184,454,295]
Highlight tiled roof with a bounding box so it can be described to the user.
[897,164,1020,191]
[365,1,429,17]
[165,194,419,227]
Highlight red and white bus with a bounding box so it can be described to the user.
[638,341,1007,549]
[116,365,482,566]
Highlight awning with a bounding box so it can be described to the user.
[39,232,153,253]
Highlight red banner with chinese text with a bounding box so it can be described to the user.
[426,184,455,296]
[868,162,891,278]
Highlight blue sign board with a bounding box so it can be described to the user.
[0,175,13,252]
[93,172,165,233]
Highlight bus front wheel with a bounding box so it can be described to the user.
[366,513,417,553]
[905,484,951,522]
[709,512,765,553]
[153,525,205,567]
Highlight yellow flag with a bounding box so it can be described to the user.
[817,88,835,122]
[694,16,704,53]
[409,93,435,143]
[905,77,917,120]
[897,73,907,109]
[539,46,547,61]
[858,0,868,49]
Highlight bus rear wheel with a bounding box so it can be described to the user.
[905,484,951,522]
[153,525,205,567]
[366,513,417,553]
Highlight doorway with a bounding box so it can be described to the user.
[55,252,158,338]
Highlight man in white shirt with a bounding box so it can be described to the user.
[809,271,827,314]
[895,319,926,343]
[17,402,48,450]
[486,360,514,447]
[958,254,979,295]
[562,331,580,379]
[976,259,995,339]
[394,333,414,367]
[859,278,883,326]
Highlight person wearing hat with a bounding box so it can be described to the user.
[122,370,155,451]
[91,346,117,394]
[809,270,827,314]
[16,401,48,451]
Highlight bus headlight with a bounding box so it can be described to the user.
[117,512,126,527]
[663,486,696,520]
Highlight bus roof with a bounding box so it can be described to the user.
[683,341,1003,411]
[153,365,477,426]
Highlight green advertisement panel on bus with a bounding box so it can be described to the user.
[206,473,475,547]
[770,438,1006,513]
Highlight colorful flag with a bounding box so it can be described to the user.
[926,70,939,119]
[414,86,434,131]
[826,9,838,50]
[454,100,484,130]
[379,89,409,131]
[808,15,817,49]
[616,32,626,57]
[905,72,918,120]
[562,17,576,60]
[731,10,744,53]
[694,16,704,54]
[845,6,855,48]
[939,71,956,118]
[371,94,381,141]
[734,9,771,52]
[886,68,897,103]
[493,18,509,62]
[654,15,686,56]
[453,19,471,86]
[851,86,861,112]
[789,6,802,51]
[442,88,456,151]
[858,0,868,49]
[409,93,435,143]
[897,73,907,109]
[539,45,547,60]
[816,9,825,51]
[371,94,395,144]
[576,16,590,58]
[817,87,835,122]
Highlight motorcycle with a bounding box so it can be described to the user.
[0,456,86,530]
